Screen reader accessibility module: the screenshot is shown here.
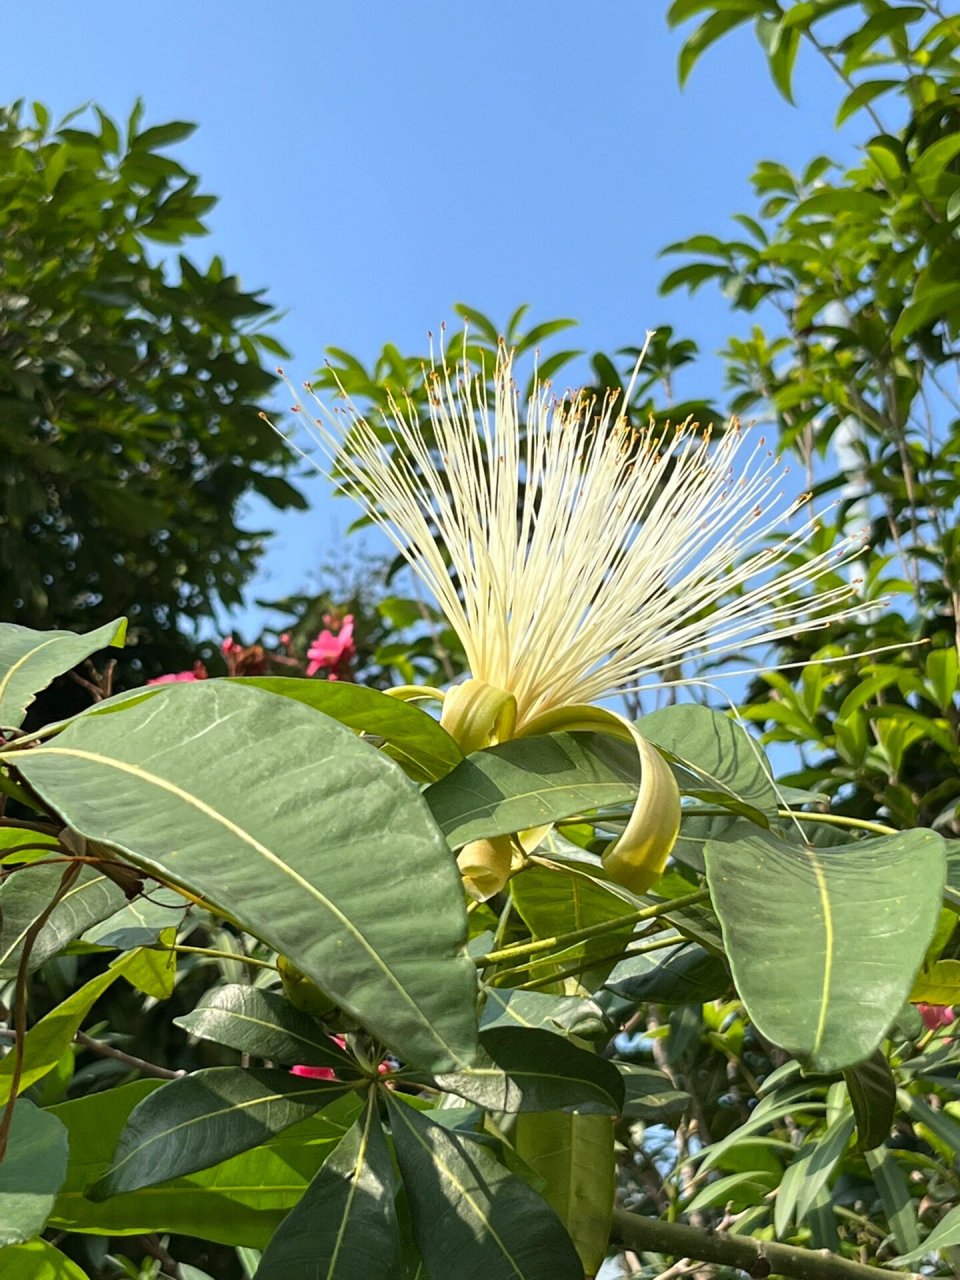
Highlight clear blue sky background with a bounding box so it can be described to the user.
[1,2,852,635]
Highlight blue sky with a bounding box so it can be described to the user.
[1,2,852,633]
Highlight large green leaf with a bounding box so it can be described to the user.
[0,864,126,979]
[638,704,777,819]
[233,677,462,782]
[0,951,139,1104]
[89,1067,352,1198]
[49,1081,361,1247]
[433,1026,625,1114]
[174,985,354,1070]
[424,731,640,846]
[0,619,127,730]
[254,1095,398,1279]
[0,1239,89,1279]
[705,827,945,1071]
[8,681,478,1071]
[0,1101,69,1245]
[386,1094,583,1280]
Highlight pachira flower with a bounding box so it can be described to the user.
[277,338,863,899]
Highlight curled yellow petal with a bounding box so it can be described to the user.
[457,835,514,901]
[518,703,681,896]
[440,678,517,755]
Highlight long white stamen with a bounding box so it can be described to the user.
[279,346,867,728]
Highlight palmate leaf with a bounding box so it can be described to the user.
[88,1068,352,1198]
[386,1093,583,1280]
[174,984,354,1070]
[433,1025,625,1114]
[705,825,946,1071]
[254,1094,398,1279]
[0,618,126,730]
[49,1081,361,1247]
[7,681,479,1071]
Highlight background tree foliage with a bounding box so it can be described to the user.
[0,100,304,678]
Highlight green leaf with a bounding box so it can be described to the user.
[425,731,641,846]
[865,1145,919,1255]
[0,951,139,1103]
[510,863,637,974]
[892,282,960,344]
[9,682,478,1072]
[88,1067,352,1198]
[513,1109,615,1276]
[131,121,197,149]
[233,677,462,782]
[638,705,777,819]
[0,1101,69,1244]
[892,1198,960,1265]
[705,827,945,1072]
[678,11,756,86]
[0,1238,89,1279]
[433,1026,625,1114]
[774,1111,854,1235]
[174,985,354,1069]
[0,619,127,730]
[835,78,900,126]
[605,943,730,1004]
[844,1051,896,1151]
[618,1064,691,1120]
[480,990,610,1040]
[386,1094,583,1280]
[49,1081,361,1247]
[0,864,126,978]
[253,1095,398,1279]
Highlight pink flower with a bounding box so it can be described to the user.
[306,615,356,679]
[918,1003,955,1031]
[147,662,208,686]
[290,1063,337,1080]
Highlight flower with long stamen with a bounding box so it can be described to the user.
[272,336,865,898]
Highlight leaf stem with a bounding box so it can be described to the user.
[511,933,682,991]
[777,809,897,837]
[475,889,710,968]
[169,943,278,971]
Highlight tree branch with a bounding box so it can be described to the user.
[611,1209,916,1280]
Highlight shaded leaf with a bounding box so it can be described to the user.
[0,863,126,978]
[386,1094,583,1280]
[88,1067,352,1198]
[0,1101,69,1245]
[705,826,945,1071]
[434,1025,624,1114]
[844,1051,896,1151]
[49,1081,360,1247]
[425,731,640,847]
[174,985,354,1070]
[254,1095,398,1279]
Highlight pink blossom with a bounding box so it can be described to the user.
[306,615,356,678]
[918,1003,955,1031]
[147,662,208,686]
[221,637,240,657]
[290,1063,337,1080]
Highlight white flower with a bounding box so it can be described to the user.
[275,336,864,899]
[285,340,862,733]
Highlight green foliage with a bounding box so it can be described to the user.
[0,100,302,675]
[0,618,954,1276]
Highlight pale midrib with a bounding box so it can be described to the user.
[20,744,466,1067]
[807,848,834,1056]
